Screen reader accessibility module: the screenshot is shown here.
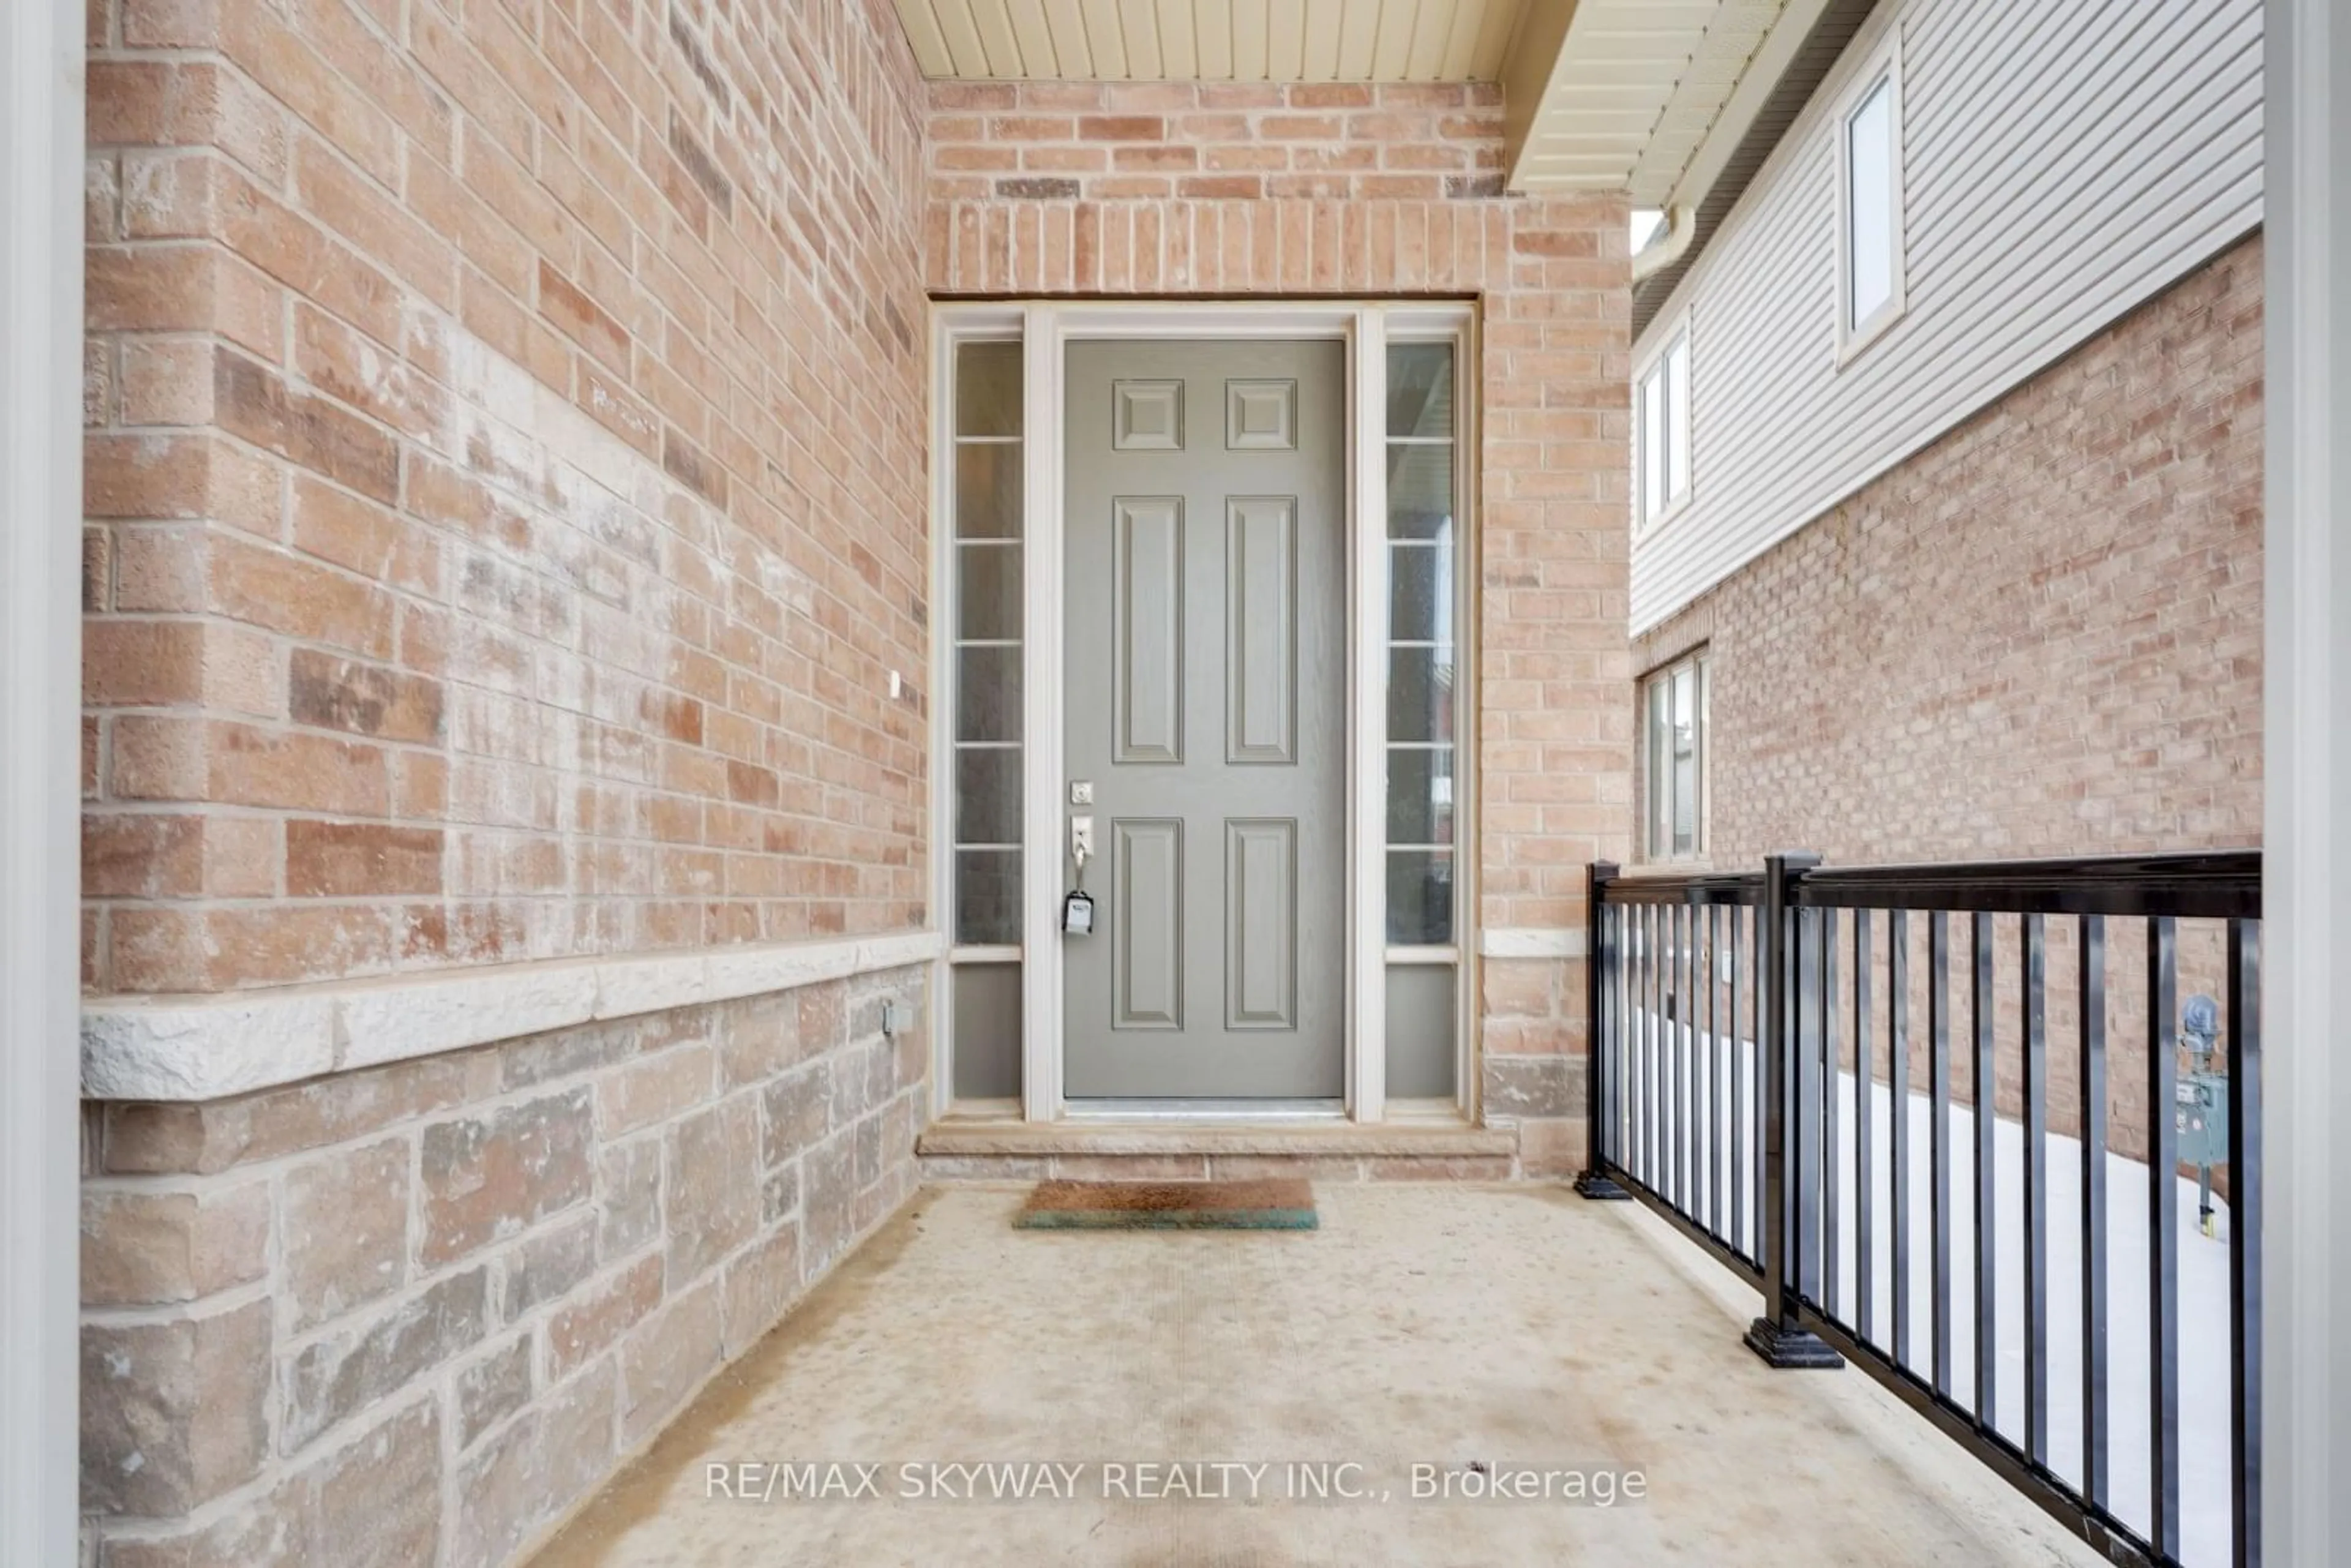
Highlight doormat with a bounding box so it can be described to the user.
[1013,1178,1318,1231]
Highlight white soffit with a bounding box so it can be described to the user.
[894,0,1530,81]
[1508,0,1799,198]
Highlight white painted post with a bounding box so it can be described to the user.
[1,0,86,1558]
[2263,1,2350,1561]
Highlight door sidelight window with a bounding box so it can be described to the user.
[1384,340,1459,947]
[951,339,1025,948]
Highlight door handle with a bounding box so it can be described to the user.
[1063,814,1097,936]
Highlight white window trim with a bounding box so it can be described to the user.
[1640,649,1709,865]
[1834,28,1907,366]
[1385,309,1482,1118]
[1632,309,1693,535]
[928,307,1023,1118]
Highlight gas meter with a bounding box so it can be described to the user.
[2175,992,2230,1237]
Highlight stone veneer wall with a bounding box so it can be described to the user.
[923,81,1637,1172]
[82,965,925,1566]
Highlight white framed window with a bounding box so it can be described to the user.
[1837,34,1906,360]
[1633,316,1690,530]
[1641,650,1708,862]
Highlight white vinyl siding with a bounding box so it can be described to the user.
[1629,0,2263,633]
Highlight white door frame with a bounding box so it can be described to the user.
[931,301,1476,1124]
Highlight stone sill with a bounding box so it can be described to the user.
[82,930,943,1105]
[917,1119,1517,1160]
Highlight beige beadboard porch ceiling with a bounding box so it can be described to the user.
[892,0,1813,200]
[893,0,1530,83]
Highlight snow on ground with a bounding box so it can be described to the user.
[1612,1020,2237,1567]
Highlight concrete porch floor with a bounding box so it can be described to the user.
[528,1185,2099,1567]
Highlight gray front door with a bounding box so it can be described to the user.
[1062,339,1346,1100]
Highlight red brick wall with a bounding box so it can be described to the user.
[924,82,1637,1171]
[1632,234,2264,870]
[1625,234,2264,1161]
[924,78,1521,286]
[82,0,932,996]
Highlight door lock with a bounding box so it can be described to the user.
[1070,814,1095,865]
[1069,779,1094,805]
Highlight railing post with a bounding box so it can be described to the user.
[1577,860,1630,1199]
[1745,851,1842,1368]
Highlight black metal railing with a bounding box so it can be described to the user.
[1580,851,2262,1568]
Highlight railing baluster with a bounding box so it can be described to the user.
[1752,900,1764,1262]
[1636,907,1655,1189]
[1931,909,1953,1400]
[2148,914,2181,1561]
[1646,907,1664,1203]
[1635,902,1648,1188]
[1731,904,1749,1260]
[1676,901,1692,1209]
[1644,902,1658,1195]
[1629,903,1643,1184]
[1798,906,1824,1310]
[1664,902,1678,1207]
[2080,913,2109,1507]
[1821,909,1840,1320]
[1612,903,1626,1168]
[2228,918,2261,1568]
[1648,901,1661,1190]
[1692,901,1704,1224]
[1610,903,1627,1172]
[1973,910,1997,1430]
[1856,909,1875,1347]
[1650,902,1663,1197]
[1620,903,1633,1172]
[1707,902,1721,1239]
[1891,909,1910,1368]
[1649,903,1663,1190]
[1692,902,1711,1222]
[1635,901,1644,1188]
[1615,907,1627,1179]
[2022,912,2048,1464]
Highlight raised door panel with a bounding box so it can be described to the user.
[1225,818,1299,1030]
[1112,380,1183,451]
[1112,818,1183,1030]
[1225,496,1297,765]
[1225,378,1297,450]
[1113,497,1184,763]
